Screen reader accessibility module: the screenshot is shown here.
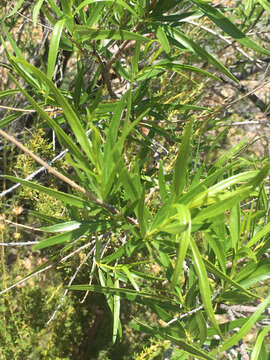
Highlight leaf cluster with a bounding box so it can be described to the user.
[1,0,270,359]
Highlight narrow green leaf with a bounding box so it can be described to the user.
[137,190,147,237]
[205,232,226,273]
[188,171,257,209]
[151,0,180,15]
[229,204,240,252]
[235,259,270,288]
[60,0,73,16]
[193,187,252,223]
[103,92,128,187]
[171,205,191,289]
[171,63,220,80]
[148,202,187,237]
[0,89,20,99]
[1,24,24,59]
[131,40,141,77]
[246,162,270,188]
[13,59,93,161]
[33,226,89,250]
[74,0,138,17]
[4,176,89,208]
[179,164,233,204]
[122,267,140,291]
[113,275,121,343]
[211,292,270,355]
[158,161,169,203]
[6,53,43,91]
[98,269,114,311]
[29,210,64,225]
[40,221,90,233]
[47,0,63,17]
[136,63,220,81]
[190,236,222,336]
[244,0,254,15]
[192,0,270,56]
[166,27,238,83]
[7,0,25,17]
[257,0,270,14]
[75,26,150,42]
[33,0,45,25]
[8,74,89,167]
[204,258,259,299]
[212,138,249,169]
[69,285,179,312]
[157,26,170,53]
[195,311,207,345]
[119,165,140,203]
[247,221,270,248]
[250,323,270,360]
[47,18,66,80]
[0,113,24,129]
[172,117,193,197]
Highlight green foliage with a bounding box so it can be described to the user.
[1,0,270,358]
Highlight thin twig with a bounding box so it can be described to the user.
[220,120,270,126]
[225,79,270,109]
[0,240,95,295]
[0,263,54,295]
[47,246,95,325]
[165,287,222,326]
[15,10,53,30]
[0,105,36,112]
[80,235,111,303]
[4,219,48,232]
[0,148,68,198]
[60,241,95,263]
[0,241,38,246]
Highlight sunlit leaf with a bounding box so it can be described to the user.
[47,18,66,80]
[192,0,270,56]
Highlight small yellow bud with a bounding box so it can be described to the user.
[13,232,21,240]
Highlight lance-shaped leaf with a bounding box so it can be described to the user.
[4,176,89,209]
[156,26,170,53]
[234,259,270,289]
[171,204,191,289]
[47,18,66,80]
[172,117,193,198]
[166,27,238,83]
[112,274,121,343]
[190,236,222,337]
[33,0,46,26]
[192,0,270,56]
[68,284,178,305]
[250,323,270,360]
[258,0,270,14]
[74,0,138,17]
[33,226,90,250]
[12,58,94,162]
[74,26,151,42]
[210,292,270,355]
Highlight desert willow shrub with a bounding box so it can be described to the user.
[1,0,270,358]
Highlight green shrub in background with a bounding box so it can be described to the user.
[1,1,270,359]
